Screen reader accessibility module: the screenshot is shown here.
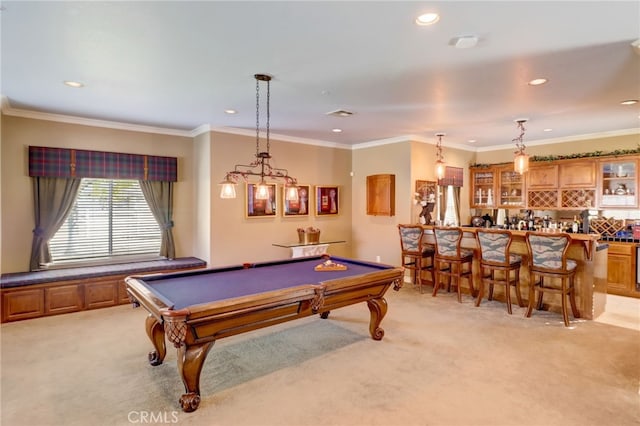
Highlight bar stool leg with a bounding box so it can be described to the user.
[525,272,536,318]
[569,276,580,318]
[505,269,513,315]
[561,277,570,326]
[475,266,484,307]
[514,268,524,307]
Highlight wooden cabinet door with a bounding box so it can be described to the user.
[598,157,638,209]
[470,167,496,208]
[607,254,632,295]
[606,242,638,297]
[559,160,596,188]
[527,164,558,188]
[366,174,395,216]
[497,166,524,208]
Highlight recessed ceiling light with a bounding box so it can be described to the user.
[64,80,84,88]
[544,128,553,132]
[415,12,440,26]
[620,99,638,105]
[467,139,476,143]
[528,78,548,86]
[332,128,343,133]
[224,109,237,114]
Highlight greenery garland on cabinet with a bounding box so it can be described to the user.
[470,144,640,168]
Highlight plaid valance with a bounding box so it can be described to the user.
[28,146,177,182]
[437,166,463,187]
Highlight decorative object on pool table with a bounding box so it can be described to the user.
[314,258,347,271]
[297,226,320,244]
[283,184,310,216]
[315,185,339,215]
[218,74,299,201]
[245,183,277,218]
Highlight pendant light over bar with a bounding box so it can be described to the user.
[435,133,446,180]
[512,119,529,174]
[219,74,298,201]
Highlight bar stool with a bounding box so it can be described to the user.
[525,232,580,327]
[397,224,435,293]
[475,229,524,314]
[432,227,475,302]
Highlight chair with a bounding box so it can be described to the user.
[475,229,524,314]
[397,224,435,293]
[525,232,580,327]
[432,227,475,302]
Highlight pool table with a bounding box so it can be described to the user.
[125,255,403,412]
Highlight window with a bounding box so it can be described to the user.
[443,186,460,226]
[49,179,162,263]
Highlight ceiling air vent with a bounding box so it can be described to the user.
[326,109,354,117]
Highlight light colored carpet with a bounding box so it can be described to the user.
[1,285,639,426]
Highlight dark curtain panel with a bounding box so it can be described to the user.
[139,180,175,259]
[29,177,82,271]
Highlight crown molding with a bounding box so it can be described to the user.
[3,97,637,152]
[352,134,476,152]
[208,126,352,150]
[1,98,194,137]
[475,128,640,152]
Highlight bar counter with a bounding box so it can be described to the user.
[422,226,608,320]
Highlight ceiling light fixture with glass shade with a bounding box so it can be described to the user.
[219,74,298,201]
[435,132,446,180]
[512,118,529,174]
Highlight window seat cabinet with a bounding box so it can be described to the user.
[0,257,206,323]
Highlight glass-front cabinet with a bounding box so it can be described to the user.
[598,157,638,208]
[470,167,496,208]
[497,166,525,208]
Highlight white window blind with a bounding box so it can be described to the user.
[49,179,162,262]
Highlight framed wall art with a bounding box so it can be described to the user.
[245,183,277,218]
[283,184,310,217]
[415,180,437,203]
[315,185,339,216]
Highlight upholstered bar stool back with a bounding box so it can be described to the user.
[475,229,524,314]
[397,224,435,293]
[525,232,580,327]
[432,227,475,302]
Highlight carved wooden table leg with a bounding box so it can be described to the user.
[145,314,166,366]
[177,341,214,412]
[366,297,388,340]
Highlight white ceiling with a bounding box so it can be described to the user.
[2,1,639,150]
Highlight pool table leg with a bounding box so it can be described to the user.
[177,341,215,412]
[367,297,388,340]
[145,315,166,366]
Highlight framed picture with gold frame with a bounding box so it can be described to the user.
[283,184,310,217]
[245,183,277,218]
[315,185,339,216]
[415,180,437,203]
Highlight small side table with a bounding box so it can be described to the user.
[272,240,346,258]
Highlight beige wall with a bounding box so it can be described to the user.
[0,115,195,273]
[350,140,476,267]
[205,131,353,267]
